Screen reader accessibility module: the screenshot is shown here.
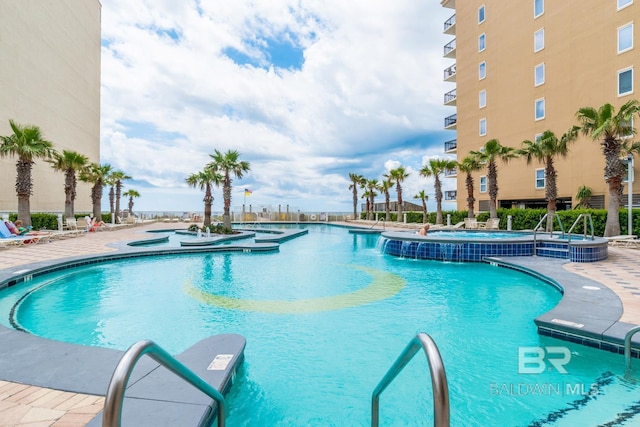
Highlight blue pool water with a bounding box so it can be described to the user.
[0,225,638,426]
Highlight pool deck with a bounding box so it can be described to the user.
[1,220,640,426]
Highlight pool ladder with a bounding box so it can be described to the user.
[371,333,450,427]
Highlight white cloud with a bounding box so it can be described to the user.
[99,0,455,213]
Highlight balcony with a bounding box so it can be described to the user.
[444,14,456,35]
[444,64,456,82]
[443,39,456,58]
[441,0,455,9]
[444,114,457,130]
[445,190,457,201]
[444,139,457,153]
[444,168,457,178]
[444,89,457,106]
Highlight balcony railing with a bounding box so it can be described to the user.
[444,89,457,105]
[444,64,456,81]
[444,114,457,128]
[444,168,457,177]
[444,14,456,34]
[443,39,456,57]
[444,139,457,152]
[445,190,457,201]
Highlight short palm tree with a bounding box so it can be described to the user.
[48,150,89,219]
[518,127,578,231]
[389,167,409,222]
[122,189,140,217]
[420,158,457,225]
[380,176,395,221]
[364,179,380,221]
[471,139,518,219]
[109,170,131,223]
[574,185,593,209]
[0,119,55,226]
[362,190,371,220]
[348,173,365,220]
[207,149,251,229]
[576,100,640,236]
[186,168,223,227]
[414,190,429,223]
[457,155,483,219]
[80,163,112,222]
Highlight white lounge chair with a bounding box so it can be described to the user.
[464,218,479,229]
[605,235,640,248]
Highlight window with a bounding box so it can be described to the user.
[534,0,544,17]
[479,61,486,80]
[534,28,544,52]
[535,98,545,120]
[479,90,487,108]
[618,23,633,53]
[535,169,545,189]
[478,5,485,24]
[618,0,633,10]
[534,63,545,86]
[479,33,486,52]
[620,117,634,139]
[619,68,633,96]
[480,176,487,193]
[479,118,487,136]
[535,133,543,143]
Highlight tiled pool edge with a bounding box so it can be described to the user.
[486,256,640,358]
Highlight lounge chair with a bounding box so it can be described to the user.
[464,218,479,229]
[605,235,637,247]
[0,221,43,245]
[485,218,501,230]
[452,221,465,229]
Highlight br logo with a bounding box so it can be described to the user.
[518,346,571,374]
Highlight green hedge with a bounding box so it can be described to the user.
[6,212,113,230]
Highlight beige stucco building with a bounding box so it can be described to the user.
[441,0,639,211]
[0,0,102,213]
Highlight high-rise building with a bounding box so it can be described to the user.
[0,0,102,213]
[441,0,639,212]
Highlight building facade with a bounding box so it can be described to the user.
[441,0,639,212]
[0,0,102,213]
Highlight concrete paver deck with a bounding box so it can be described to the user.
[0,220,639,426]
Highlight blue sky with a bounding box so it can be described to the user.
[99,0,456,213]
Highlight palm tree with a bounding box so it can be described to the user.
[364,179,380,221]
[207,149,251,229]
[575,185,593,209]
[123,189,141,217]
[348,173,365,220]
[186,169,223,227]
[80,163,112,222]
[361,190,371,220]
[420,158,457,225]
[0,120,55,226]
[576,100,640,236]
[48,150,89,219]
[457,155,483,219]
[414,190,429,223]
[380,177,394,221]
[471,139,518,219]
[109,170,131,223]
[389,166,409,222]
[518,127,578,230]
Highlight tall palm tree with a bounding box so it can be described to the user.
[186,168,223,227]
[80,163,112,222]
[109,170,131,223]
[362,190,371,220]
[380,177,394,221]
[518,127,578,231]
[364,179,380,221]
[207,149,251,229]
[348,173,365,220]
[414,190,429,223]
[576,100,640,236]
[389,166,409,222]
[122,189,141,217]
[457,155,483,219]
[0,120,55,226]
[471,139,518,219]
[420,158,457,225]
[48,150,89,219]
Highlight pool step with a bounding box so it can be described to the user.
[535,242,570,259]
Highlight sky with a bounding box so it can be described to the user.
[99,0,457,214]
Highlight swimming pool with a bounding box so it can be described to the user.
[0,224,637,426]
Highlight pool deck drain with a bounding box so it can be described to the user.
[1,220,640,426]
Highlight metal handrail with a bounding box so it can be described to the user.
[370,217,386,230]
[102,340,226,427]
[624,326,640,368]
[566,213,595,243]
[533,213,565,255]
[371,333,449,427]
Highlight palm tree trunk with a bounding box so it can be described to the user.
[466,173,475,219]
[16,160,33,226]
[204,184,213,227]
[435,176,443,225]
[385,192,390,221]
[92,181,103,221]
[222,175,232,229]
[64,170,74,218]
[488,161,498,219]
[115,182,122,223]
[422,199,427,223]
[109,186,115,219]
[605,177,622,236]
[396,185,403,222]
[352,189,358,220]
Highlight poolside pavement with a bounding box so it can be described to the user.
[1,219,639,426]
